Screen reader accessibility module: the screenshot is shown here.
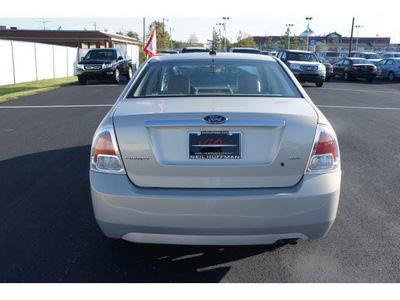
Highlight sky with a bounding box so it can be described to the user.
[1,0,400,44]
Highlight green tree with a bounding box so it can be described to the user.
[220,37,231,51]
[208,28,220,51]
[126,30,139,40]
[278,28,298,50]
[264,37,273,51]
[235,31,256,48]
[148,20,170,52]
[187,34,199,46]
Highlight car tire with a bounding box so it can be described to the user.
[344,72,350,81]
[126,67,133,80]
[113,68,120,84]
[78,76,86,85]
[388,72,395,81]
[316,82,324,87]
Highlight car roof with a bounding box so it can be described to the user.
[88,48,118,51]
[148,52,277,63]
[354,52,379,54]
[278,50,314,54]
[231,47,259,50]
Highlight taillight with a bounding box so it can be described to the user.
[352,66,358,71]
[373,66,377,71]
[306,125,340,173]
[328,65,333,70]
[91,126,125,174]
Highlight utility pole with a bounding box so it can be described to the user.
[37,18,50,30]
[93,22,97,31]
[143,17,146,51]
[348,17,355,57]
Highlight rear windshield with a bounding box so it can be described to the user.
[232,49,261,54]
[352,59,370,64]
[127,60,302,98]
[84,50,117,60]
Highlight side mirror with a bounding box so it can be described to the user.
[81,57,85,60]
[117,56,123,61]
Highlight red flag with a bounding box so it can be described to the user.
[144,26,157,57]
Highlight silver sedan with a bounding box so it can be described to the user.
[90,53,341,246]
[376,58,400,81]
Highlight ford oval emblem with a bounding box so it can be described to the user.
[203,115,228,124]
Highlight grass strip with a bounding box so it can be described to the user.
[0,76,78,103]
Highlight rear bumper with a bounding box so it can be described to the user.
[90,171,341,245]
[348,71,376,79]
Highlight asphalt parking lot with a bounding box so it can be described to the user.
[0,77,399,283]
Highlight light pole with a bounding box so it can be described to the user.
[355,25,363,51]
[216,23,223,50]
[169,27,174,50]
[222,17,229,51]
[286,24,293,50]
[305,17,313,51]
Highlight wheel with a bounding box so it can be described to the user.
[126,67,133,80]
[316,82,324,87]
[78,76,86,85]
[388,72,395,81]
[344,72,350,81]
[113,68,120,84]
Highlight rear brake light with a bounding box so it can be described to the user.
[91,126,125,174]
[306,125,340,173]
[352,66,358,71]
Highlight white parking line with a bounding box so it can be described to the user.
[0,104,113,109]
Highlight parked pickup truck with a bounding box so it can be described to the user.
[76,48,133,84]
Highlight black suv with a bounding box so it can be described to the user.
[276,50,326,87]
[76,48,133,84]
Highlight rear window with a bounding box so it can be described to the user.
[352,59,369,64]
[232,49,261,54]
[127,59,302,98]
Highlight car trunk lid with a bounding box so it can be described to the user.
[113,97,318,188]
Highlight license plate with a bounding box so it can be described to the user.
[188,131,242,159]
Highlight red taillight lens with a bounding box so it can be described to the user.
[352,66,358,71]
[315,131,338,163]
[94,131,116,163]
[328,65,333,70]
[373,66,377,71]
[91,127,125,174]
[307,125,340,173]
